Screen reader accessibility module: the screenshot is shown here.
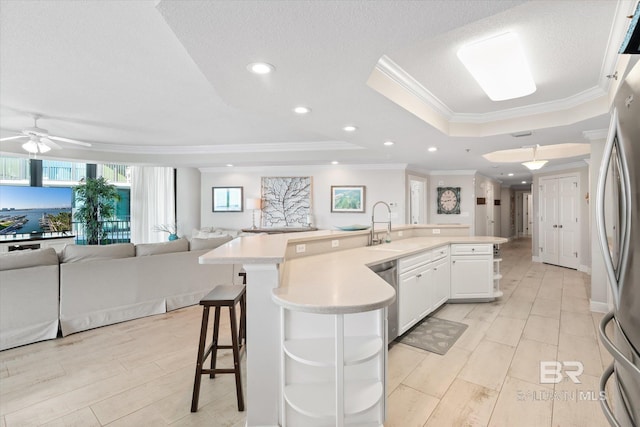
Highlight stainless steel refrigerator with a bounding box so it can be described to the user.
[596,56,640,426]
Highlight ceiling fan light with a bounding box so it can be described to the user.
[22,140,39,153]
[522,160,548,170]
[38,142,51,153]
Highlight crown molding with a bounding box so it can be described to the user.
[200,163,409,173]
[373,53,611,126]
[449,87,607,124]
[582,128,609,141]
[86,140,363,155]
[530,161,588,175]
[428,170,477,176]
[375,55,454,119]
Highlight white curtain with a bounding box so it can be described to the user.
[130,166,175,244]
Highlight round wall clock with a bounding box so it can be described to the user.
[437,187,461,214]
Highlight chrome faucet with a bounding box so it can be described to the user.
[370,201,392,245]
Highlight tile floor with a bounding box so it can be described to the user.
[0,238,611,426]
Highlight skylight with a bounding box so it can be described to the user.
[457,32,536,101]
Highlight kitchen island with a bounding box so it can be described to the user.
[200,225,506,426]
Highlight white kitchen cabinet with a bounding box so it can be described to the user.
[399,263,432,334]
[450,244,493,300]
[398,245,450,335]
[432,256,450,307]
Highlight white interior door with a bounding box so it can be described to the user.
[558,176,580,269]
[538,174,580,269]
[539,178,559,264]
[408,176,427,224]
[486,185,495,236]
[526,194,533,236]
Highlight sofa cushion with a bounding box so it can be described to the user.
[0,247,59,271]
[189,235,233,251]
[60,243,135,263]
[136,238,188,257]
[192,228,239,239]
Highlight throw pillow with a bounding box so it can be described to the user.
[135,238,189,257]
[189,235,233,251]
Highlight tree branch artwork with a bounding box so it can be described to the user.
[261,177,311,227]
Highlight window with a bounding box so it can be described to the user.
[0,156,29,183]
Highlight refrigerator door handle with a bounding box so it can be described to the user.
[599,311,640,379]
[596,110,621,309]
[600,363,625,427]
[615,126,632,293]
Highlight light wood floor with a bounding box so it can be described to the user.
[0,238,610,426]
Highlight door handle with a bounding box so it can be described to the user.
[596,111,622,309]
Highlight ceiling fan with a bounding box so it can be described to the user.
[0,117,92,154]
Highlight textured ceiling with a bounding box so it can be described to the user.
[0,0,636,186]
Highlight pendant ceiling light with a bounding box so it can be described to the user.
[522,145,548,170]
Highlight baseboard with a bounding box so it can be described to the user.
[590,300,609,313]
[578,265,591,275]
[532,256,542,263]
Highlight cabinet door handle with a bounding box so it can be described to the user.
[416,273,422,278]
[553,224,558,228]
[558,225,563,228]
[452,260,456,264]
[434,267,438,271]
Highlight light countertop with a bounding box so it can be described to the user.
[199,228,506,315]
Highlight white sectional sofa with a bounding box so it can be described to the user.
[58,237,238,336]
[0,248,60,351]
[0,236,240,350]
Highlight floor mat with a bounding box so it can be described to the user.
[398,317,468,355]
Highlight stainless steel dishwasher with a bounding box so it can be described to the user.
[369,260,398,344]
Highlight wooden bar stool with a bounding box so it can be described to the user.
[191,284,246,412]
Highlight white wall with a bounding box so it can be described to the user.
[176,167,201,238]
[500,187,515,238]
[199,165,406,230]
[428,172,476,234]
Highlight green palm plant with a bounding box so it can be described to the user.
[73,177,120,245]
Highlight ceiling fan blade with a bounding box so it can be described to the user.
[40,137,62,150]
[0,135,28,142]
[49,135,92,147]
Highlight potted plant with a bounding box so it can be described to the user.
[152,223,178,241]
[73,177,120,245]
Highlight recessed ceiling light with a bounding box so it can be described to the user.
[457,32,536,101]
[293,106,311,115]
[343,125,357,132]
[383,141,394,146]
[522,181,527,184]
[226,164,233,167]
[247,62,274,74]
[331,161,339,165]
[428,147,438,152]
[508,173,514,177]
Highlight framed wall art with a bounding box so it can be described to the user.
[331,185,365,213]
[212,186,243,212]
[261,177,312,227]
